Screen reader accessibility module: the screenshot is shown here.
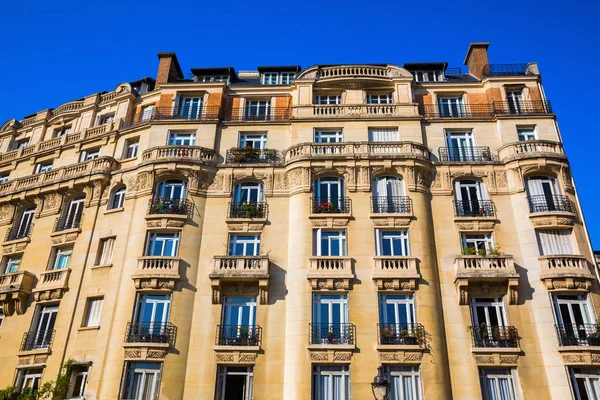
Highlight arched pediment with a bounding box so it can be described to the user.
[296,64,412,88]
[0,118,20,133]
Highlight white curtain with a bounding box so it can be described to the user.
[538,230,574,255]
[373,177,404,197]
[369,128,399,142]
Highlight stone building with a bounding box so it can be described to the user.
[0,42,597,400]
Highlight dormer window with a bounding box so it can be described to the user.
[413,70,444,82]
[196,75,229,83]
[261,72,296,85]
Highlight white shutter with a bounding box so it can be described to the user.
[527,178,544,197]
[538,230,574,255]
[369,128,399,142]
[85,298,103,327]
[375,229,381,256]
[454,181,463,201]
[373,177,387,197]
[388,178,404,197]
[99,238,115,265]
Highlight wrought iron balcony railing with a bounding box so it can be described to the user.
[20,329,55,351]
[482,64,531,77]
[528,195,576,214]
[422,104,495,119]
[371,196,411,214]
[377,323,425,346]
[120,106,221,129]
[469,325,519,348]
[225,148,279,164]
[438,147,495,162]
[222,107,291,122]
[493,100,552,115]
[125,321,176,347]
[453,200,495,217]
[5,222,34,242]
[53,212,83,232]
[555,324,600,347]
[228,202,268,219]
[311,198,352,214]
[215,325,262,347]
[147,198,191,216]
[309,323,355,345]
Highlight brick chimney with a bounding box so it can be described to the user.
[156,52,183,86]
[464,42,490,79]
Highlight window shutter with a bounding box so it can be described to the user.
[100,238,115,265]
[369,128,398,142]
[375,229,381,256]
[85,298,103,327]
[538,230,574,255]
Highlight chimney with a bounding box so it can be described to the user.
[156,52,183,86]
[464,42,490,79]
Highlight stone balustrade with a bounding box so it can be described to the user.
[33,269,71,301]
[142,145,218,165]
[454,255,517,279]
[317,65,390,79]
[51,101,84,117]
[133,257,181,290]
[373,256,420,290]
[285,141,430,162]
[498,140,566,161]
[539,255,595,291]
[0,271,35,316]
[211,255,270,278]
[307,256,354,290]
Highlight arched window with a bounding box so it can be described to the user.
[59,196,85,231]
[526,176,561,212]
[109,186,126,210]
[372,176,406,213]
[313,177,346,213]
[454,180,490,217]
[156,180,187,200]
[233,182,264,203]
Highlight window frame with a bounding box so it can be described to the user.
[109,187,126,210]
[386,365,423,400]
[311,365,350,400]
[34,161,53,174]
[215,366,254,400]
[51,246,73,270]
[375,229,410,256]
[146,232,180,257]
[122,362,162,400]
[517,126,537,141]
[478,368,520,400]
[228,235,261,256]
[314,94,342,105]
[314,229,347,257]
[80,148,100,162]
[239,133,267,149]
[167,131,196,146]
[314,129,344,143]
[98,113,115,125]
[83,297,104,328]
[367,93,393,104]
[461,233,494,253]
[124,138,139,159]
[97,237,116,266]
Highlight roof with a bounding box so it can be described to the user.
[403,62,448,70]
[190,67,236,77]
[257,66,301,73]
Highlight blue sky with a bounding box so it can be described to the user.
[1,0,599,246]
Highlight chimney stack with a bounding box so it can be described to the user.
[464,42,490,79]
[156,52,183,86]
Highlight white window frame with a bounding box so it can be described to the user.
[228,235,261,256]
[16,207,35,238]
[222,297,257,328]
[177,97,203,119]
[80,148,100,162]
[54,126,72,137]
[123,362,162,400]
[368,127,399,142]
[34,161,53,174]
[239,133,267,149]
[234,182,264,203]
[52,247,72,270]
[146,233,179,257]
[84,297,103,327]
[110,187,126,209]
[18,368,44,391]
[167,131,196,146]
[517,126,537,141]
[470,297,509,327]
[314,95,341,105]
[552,294,596,326]
[69,367,89,399]
[375,230,410,256]
[157,180,187,200]
[479,368,520,400]
[386,365,422,400]
[413,70,443,82]
[438,96,465,117]
[4,255,21,274]
[312,365,350,400]
[216,366,254,400]
[11,138,30,150]
[97,237,115,266]
[314,130,343,143]
[367,93,393,104]
[134,294,171,325]
[262,72,279,85]
[246,100,271,117]
[98,114,115,125]
[461,233,494,253]
[315,229,347,256]
[280,72,295,84]
[0,310,4,329]
[379,294,416,326]
[0,174,8,183]
[124,139,139,159]
[537,229,575,255]
[569,367,600,400]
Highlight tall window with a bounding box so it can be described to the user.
[215,366,254,400]
[34,161,53,174]
[14,206,35,239]
[314,177,344,206]
[17,368,44,392]
[221,297,257,345]
[168,132,196,146]
[53,126,72,137]
[52,247,72,270]
[312,294,350,345]
[157,180,187,200]
[454,180,487,216]
[553,294,595,339]
[461,234,494,254]
[11,138,30,150]
[375,230,409,256]
[537,230,574,255]
[177,97,203,119]
[438,96,464,117]
[479,368,520,400]
[517,127,536,141]
[314,230,347,256]
[470,297,510,347]
[312,365,350,400]
[506,90,524,114]
[369,128,399,142]
[379,294,416,338]
[109,187,126,210]
[124,139,139,159]
[234,182,264,203]
[141,104,155,121]
[445,131,475,161]
[69,366,89,399]
[3,255,21,274]
[413,70,443,82]
[123,362,162,400]
[83,297,104,327]
[246,101,270,119]
[30,304,58,349]
[134,294,171,328]
[239,133,267,149]
[229,235,260,256]
[569,367,600,399]
[314,130,343,143]
[314,95,341,105]
[80,148,100,162]
[386,366,422,400]
[146,233,179,257]
[372,176,405,213]
[526,176,560,212]
[97,237,115,265]
[62,196,85,230]
[262,72,278,85]
[367,93,393,104]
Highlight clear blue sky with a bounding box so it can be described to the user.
[1,0,599,246]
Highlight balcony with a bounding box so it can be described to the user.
[454,255,519,305]
[53,212,83,233]
[284,141,431,163]
[0,271,35,315]
[377,323,425,346]
[310,198,351,214]
[133,257,180,290]
[225,148,279,164]
[371,196,411,214]
[498,140,566,162]
[5,222,34,243]
[141,145,218,165]
[528,195,576,214]
[469,325,519,348]
[373,256,420,291]
[308,256,354,290]
[222,107,291,122]
[120,106,221,129]
[556,324,600,347]
[32,269,71,301]
[539,255,594,291]
[215,325,262,347]
[482,64,533,77]
[493,100,552,115]
[438,147,495,162]
[453,200,496,218]
[20,329,55,353]
[124,321,176,347]
[147,198,191,216]
[210,255,270,304]
[228,202,268,219]
[309,323,355,346]
[422,104,495,119]
[292,104,419,119]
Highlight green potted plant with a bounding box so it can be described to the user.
[461,247,477,256]
[327,326,336,344]
[587,324,600,346]
[400,328,418,345]
[381,325,395,345]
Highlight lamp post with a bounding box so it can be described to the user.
[371,366,390,400]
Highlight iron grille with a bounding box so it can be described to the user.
[147,198,192,216]
[377,323,425,346]
[469,325,520,348]
[528,195,576,213]
[453,200,496,217]
[215,325,262,346]
[309,323,355,345]
[371,196,412,214]
[228,202,268,219]
[310,198,352,214]
[20,329,55,351]
[125,322,176,347]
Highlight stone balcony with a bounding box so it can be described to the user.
[141,145,218,166]
[210,255,270,305]
[539,255,595,291]
[33,269,71,301]
[0,271,35,315]
[284,141,431,163]
[292,104,419,119]
[133,257,181,290]
[454,255,519,305]
[307,256,354,291]
[498,140,566,162]
[372,256,420,291]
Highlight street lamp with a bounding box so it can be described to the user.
[371,366,390,400]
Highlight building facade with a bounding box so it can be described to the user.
[0,42,597,400]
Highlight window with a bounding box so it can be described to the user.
[461,234,494,255]
[157,180,187,200]
[526,176,560,212]
[479,368,520,400]
[124,139,139,159]
[314,177,345,205]
[168,132,196,146]
[2,255,20,274]
[0,310,4,329]
[122,362,162,400]
[141,104,155,122]
[438,96,465,117]
[13,206,35,240]
[569,367,600,399]
[131,294,171,343]
[280,72,295,84]
[312,293,349,344]
[53,126,72,137]
[537,230,574,255]
[97,237,115,265]
[553,294,596,346]
[386,366,422,400]
[470,297,511,347]
[379,294,416,344]
[314,95,341,105]
[84,297,103,327]
[454,180,490,217]
[413,70,443,82]
[0,173,8,183]
[246,100,270,119]
[52,247,72,270]
[220,297,258,345]
[234,182,264,203]
[375,230,409,256]
[314,130,343,143]
[34,161,53,174]
[506,90,524,114]
[110,187,126,209]
[147,233,179,257]
[517,127,537,141]
[445,131,475,161]
[98,114,115,125]
[369,128,399,142]
[262,72,278,85]
[62,196,85,230]
[11,138,30,150]
[372,176,406,213]
[367,93,393,104]
[215,366,254,400]
[312,365,350,400]
[69,365,89,399]
[229,235,260,256]
[80,148,100,162]
[176,97,203,119]
[239,133,267,149]
[30,305,58,350]
[17,368,44,392]
[261,72,295,85]
[314,230,347,256]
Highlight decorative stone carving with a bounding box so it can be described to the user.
[125,350,141,359]
[333,352,352,362]
[216,353,234,362]
[404,353,423,362]
[474,355,495,364]
[500,355,519,364]
[239,353,257,363]
[147,350,166,359]
[380,353,399,362]
[310,352,329,361]
[563,354,586,364]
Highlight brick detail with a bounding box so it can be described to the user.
[207,93,223,108]
[156,53,183,86]
[157,94,172,109]
[468,93,488,105]
[485,88,503,103]
[529,87,542,101]
[274,97,291,108]
[465,44,489,79]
